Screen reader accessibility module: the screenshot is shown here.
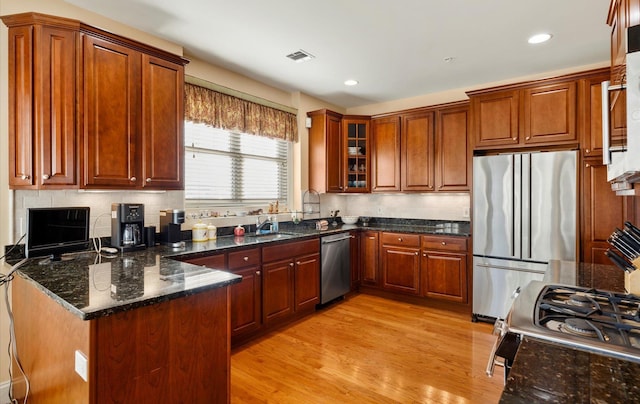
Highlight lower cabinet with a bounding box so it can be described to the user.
[360,231,380,286]
[227,248,262,338]
[380,232,421,295]
[262,238,320,327]
[421,235,469,303]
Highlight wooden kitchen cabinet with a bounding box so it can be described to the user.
[262,238,319,327]
[421,235,469,303]
[2,13,187,191]
[470,81,577,149]
[608,0,640,85]
[401,111,435,191]
[581,157,635,265]
[580,68,626,157]
[227,248,263,339]
[380,232,421,295]
[343,117,371,192]
[435,102,470,191]
[308,109,344,193]
[371,116,401,192]
[82,33,186,189]
[2,14,79,189]
[360,231,380,287]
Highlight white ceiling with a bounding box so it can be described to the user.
[65,0,611,109]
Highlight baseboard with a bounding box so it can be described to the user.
[0,380,9,404]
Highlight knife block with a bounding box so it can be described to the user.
[625,258,640,295]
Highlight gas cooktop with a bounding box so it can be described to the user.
[508,281,640,363]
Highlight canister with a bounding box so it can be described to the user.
[192,222,208,242]
[207,223,217,240]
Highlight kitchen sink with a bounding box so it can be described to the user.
[244,233,295,243]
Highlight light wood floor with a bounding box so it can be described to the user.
[231,294,504,403]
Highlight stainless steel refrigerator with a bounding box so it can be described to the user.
[472,150,577,321]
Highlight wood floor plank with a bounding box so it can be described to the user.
[231,294,504,403]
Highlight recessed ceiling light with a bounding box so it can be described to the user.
[344,79,359,86]
[528,33,552,44]
[443,56,455,63]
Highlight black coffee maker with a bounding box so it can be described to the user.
[111,203,146,251]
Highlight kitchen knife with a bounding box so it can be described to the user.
[613,229,640,259]
[605,249,635,272]
[624,221,640,240]
[608,235,637,261]
[621,229,640,255]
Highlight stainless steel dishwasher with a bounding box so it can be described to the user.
[320,233,351,305]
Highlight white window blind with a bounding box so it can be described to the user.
[184,121,290,206]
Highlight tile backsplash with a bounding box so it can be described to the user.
[13,190,184,240]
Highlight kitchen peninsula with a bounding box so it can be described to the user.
[10,248,241,403]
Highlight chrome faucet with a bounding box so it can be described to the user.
[256,215,273,234]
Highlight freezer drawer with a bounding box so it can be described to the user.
[472,257,546,320]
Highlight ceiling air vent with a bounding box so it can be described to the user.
[286,49,315,63]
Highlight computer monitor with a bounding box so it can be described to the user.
[25,207,90,260]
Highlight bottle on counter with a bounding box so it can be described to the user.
[271,215,279,232]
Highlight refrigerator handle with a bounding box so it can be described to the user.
[513,155,522,259]
[521,154,531,259]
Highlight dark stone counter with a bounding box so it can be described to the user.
[12,218,469,322]
[500,263,640,403]
[14,248,241,321]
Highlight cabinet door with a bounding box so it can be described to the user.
[421,251,468,303]
[344,118,370,192]
[401,111,435,191]
[471,90,519,148]
[184,253,226,269]
[522,82,577,145]
[582,157,634,265]
[360,231,379,286]
[350,231,360,289]
[141,54,184,189]
[326,113,344,192]
[230,266,262,337]
[371,116,401,192]
[262,259,294,326]
[8,25,77,188]
[83,34,141,188]
[381,245,420,295]
[294,253,320,312]
[436,104,469,191]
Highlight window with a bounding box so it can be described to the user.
[184,121,290,207]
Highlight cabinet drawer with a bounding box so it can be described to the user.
[421,235,468,252]
[228,248,261,269]
[380,232,420,247]
[184,253,226,269]
[262,238,319,263]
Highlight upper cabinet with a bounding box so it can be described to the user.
[608,0,640,85]
[308,109,370,193]
[2,14,79,189]
[82,35,185,189]
[2,12,188,190]
[469,81,578,150]
[370,101,470,193]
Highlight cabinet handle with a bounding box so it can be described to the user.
[20,175,30,180]
[525,136,530,140]
[296,261,301,265]
[441,241,446,245]
[146,178,151,183]
[585,163,590,168]
[243,256,249,261]
[398,238,403,242]
[414,252,419,256]
[130,177,137,182]
[256,271,261,275]
[423,253,427,257]
[42,174,50,180]
[512,137,517,141]
[289,262,294,267]
[585,149,590,154]
[368,236,376,240]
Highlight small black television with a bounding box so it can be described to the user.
[26,207,91,260]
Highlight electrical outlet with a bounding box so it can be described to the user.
[377,207,383,215]
[462,207,470,218]
[75,350,88,382]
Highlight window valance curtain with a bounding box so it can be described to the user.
[184,83,298,142]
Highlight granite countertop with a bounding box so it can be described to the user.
[13,218,470,322]
[14,248,241,321]
[500,262,640,403]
